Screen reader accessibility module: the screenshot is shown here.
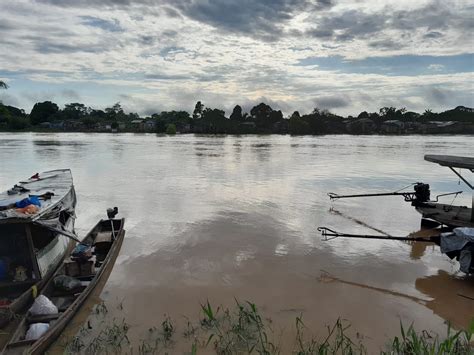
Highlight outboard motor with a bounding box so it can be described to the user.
[413,183,430,204]
[107,207,118,219]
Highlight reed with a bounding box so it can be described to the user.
[62,301,473,354]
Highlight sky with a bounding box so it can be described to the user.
[0,0,473,117]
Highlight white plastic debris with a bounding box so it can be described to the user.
[25,323,49,340]
[28,295,58,316]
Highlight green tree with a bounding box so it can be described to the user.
[250,102,280,131]
[0,81,8,89]
[166,123,176,135]
[63,103,89,120]
[193,101,203,120]
[358,111,369,119]
[105,102,124,119]
[30,101,59,125]
[289,113,309,135]
[201,107,227,133]
[229,105,243,121]
[81,116,97,129]
[7,116,29,130]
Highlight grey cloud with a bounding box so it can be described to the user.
[35,0,333,41]
[140,35,155,45]
[314,95,350,109]
[306,28,334,39]
[0,20,16,31]
[305,2,472,45]
[427,88,449,104]
[161,30,178,38]
[30,0,471,45]
[306,9,386,41]
[80,16,123,32]
[166,0,333,41]
[61,89,81,100]
[34,0,132,6]
[424,31,443,39]
[369,39,403,50]
[162,6,181,18]
[144,73,189,80]
[36,41,104,54]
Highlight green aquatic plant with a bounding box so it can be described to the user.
[295,316,366,355]
[383,320,474,355]
[62,300,474,355]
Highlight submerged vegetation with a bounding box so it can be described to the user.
[61,300,474,354]
[0,99,473,134]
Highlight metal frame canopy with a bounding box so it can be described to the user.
[425,155,474,172]
[425,155,473,190]
[425,154,474,222]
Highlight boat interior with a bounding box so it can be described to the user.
[5,218,123,351]
[0,225,37,302]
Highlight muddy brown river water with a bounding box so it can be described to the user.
[0,133,473,353]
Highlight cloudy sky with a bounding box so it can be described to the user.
[0,0,473,116]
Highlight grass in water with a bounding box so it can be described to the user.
[62,300,474,354]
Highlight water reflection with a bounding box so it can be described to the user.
[416,270,474,329]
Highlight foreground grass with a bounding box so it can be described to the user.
[62,300,473,354]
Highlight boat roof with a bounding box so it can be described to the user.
[0,169,75,224]
[424,155,474,171]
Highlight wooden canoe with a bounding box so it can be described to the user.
[3,217,125,355]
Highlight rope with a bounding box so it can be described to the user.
[444,192,460,213]
[394,182,417,193]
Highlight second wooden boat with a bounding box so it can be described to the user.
[3,212,125,355]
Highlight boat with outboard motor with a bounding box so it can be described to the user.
[328,155,474,228]
[0,170,77,328]
[3,209,125,355]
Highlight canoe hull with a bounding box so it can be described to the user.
[3,218,125,354]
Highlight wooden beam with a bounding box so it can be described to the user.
[25,224,41,280]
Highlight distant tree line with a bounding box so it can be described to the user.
[0,95,473,134]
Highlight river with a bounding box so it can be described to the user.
[0,133,473,352]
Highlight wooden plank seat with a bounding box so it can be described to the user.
[94,232,112,244]
[27,313,60,324]
[51,285,87,298]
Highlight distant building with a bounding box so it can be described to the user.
[131,119,145,131]
[144,120,156,131]
[381,120,404,134]
[39,122,52,129]
[51,121,65,130]
[422,121,464,134]
[64,120,84,130]
[178,124,191,133]
[346,118,375,134]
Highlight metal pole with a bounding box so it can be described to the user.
[317,227,440,243]
[328,192,413,200]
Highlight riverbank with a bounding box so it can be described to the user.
[52,300,473,354]
[1,102,473,135]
